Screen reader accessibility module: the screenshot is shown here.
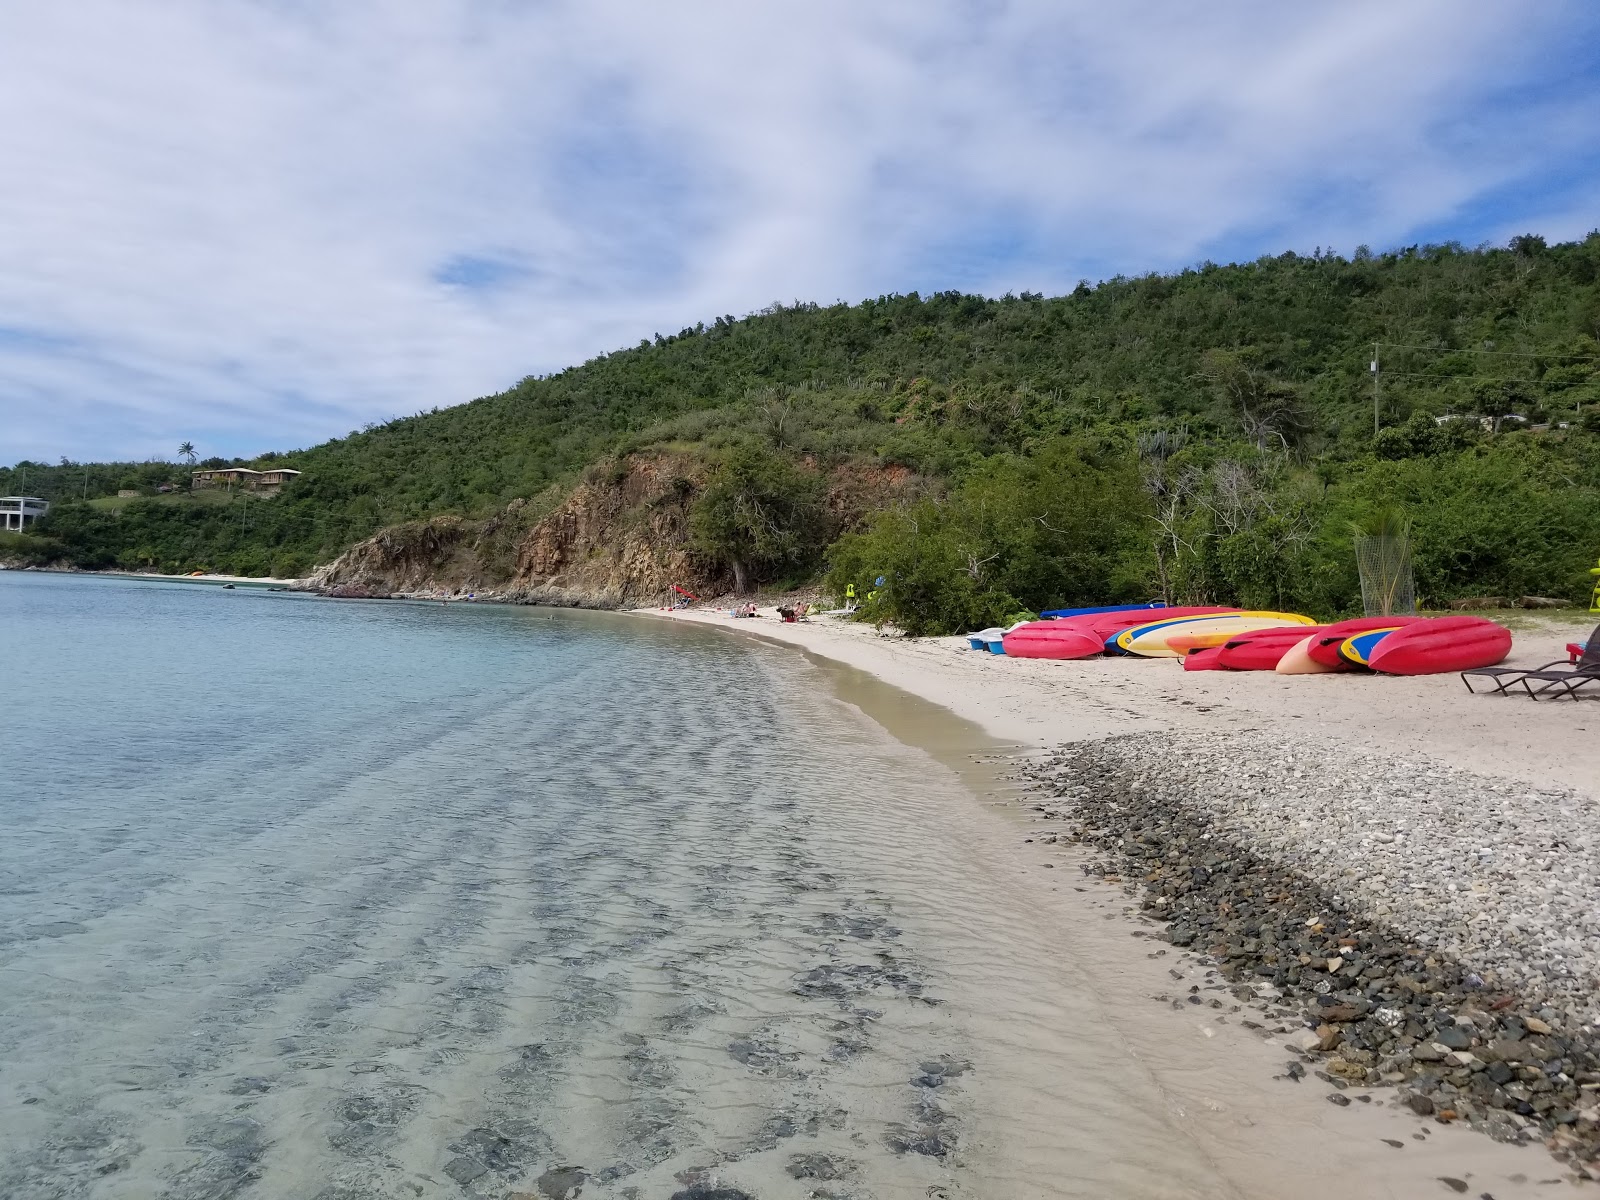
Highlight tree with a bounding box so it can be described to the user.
[1471,381,1529,434]
[689,445,826,593]
[178,441,197,465]
[1199,350,1313,454]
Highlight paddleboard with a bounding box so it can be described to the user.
[1275,633,1342,674]
[1306,616,1429,668]
[1366,616,1512,675]
[1116,611,1317,658]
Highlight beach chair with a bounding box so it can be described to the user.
[1462,624,1599,697]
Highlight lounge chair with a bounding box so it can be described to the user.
[1462,624,1599,697]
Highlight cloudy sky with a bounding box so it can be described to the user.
[2,1,1597,464]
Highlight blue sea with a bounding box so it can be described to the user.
[0,571,1243,1200]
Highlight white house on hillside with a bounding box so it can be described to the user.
[0,497,49,531]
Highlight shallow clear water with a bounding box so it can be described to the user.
[0,575,1024,1199]
[6,573,1364,1200]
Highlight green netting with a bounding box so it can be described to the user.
[1355,533,1417,616]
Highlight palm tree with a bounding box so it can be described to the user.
[178,441,197,465]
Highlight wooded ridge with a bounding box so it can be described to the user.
[5,234,1599,632]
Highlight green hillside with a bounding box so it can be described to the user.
[6,234,1600,628]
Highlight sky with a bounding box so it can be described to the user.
[1,2,1597,465]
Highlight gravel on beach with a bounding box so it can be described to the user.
[1026,733,1600,1172]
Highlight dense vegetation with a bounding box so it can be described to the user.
[7,234,1600,629]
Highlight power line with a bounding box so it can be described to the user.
[1377,342,1600,362]
[1379,371,1590,386]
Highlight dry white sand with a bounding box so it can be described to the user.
[636,603,1600,1197]
[650,607,1600,800]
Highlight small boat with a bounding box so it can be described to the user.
[1367,616,1512,675]
[967,627,1004,651]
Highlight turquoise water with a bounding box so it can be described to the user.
[0,572,1271,1200]
[1,575,1012,1199]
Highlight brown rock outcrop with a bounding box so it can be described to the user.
[304,451,922,607]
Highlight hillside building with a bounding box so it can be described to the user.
[1,496,49,531]
[191,467,301,493]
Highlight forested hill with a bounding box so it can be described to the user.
[6,234,1600,627]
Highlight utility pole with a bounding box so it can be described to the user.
[1371,343,1381,437]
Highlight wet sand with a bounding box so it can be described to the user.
[643,605,1597,1196]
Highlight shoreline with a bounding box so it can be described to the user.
[2,565,302,587]
[638,603,1599,797]
[640,603,1600,1185]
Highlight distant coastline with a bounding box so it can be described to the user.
[0,565,302,588]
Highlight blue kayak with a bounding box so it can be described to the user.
[1039,602,1167,620]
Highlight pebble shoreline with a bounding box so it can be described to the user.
[1025,734,1600,1174]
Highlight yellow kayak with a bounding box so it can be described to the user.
[1117,611,1317,658]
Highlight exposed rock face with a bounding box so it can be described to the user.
[304,452,920,607]
[508,455,706,607]
[310,515,480,595]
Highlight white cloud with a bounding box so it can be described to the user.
[0,0,1594,461]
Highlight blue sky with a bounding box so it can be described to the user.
[1,1,1597,464]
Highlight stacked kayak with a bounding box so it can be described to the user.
[1181,644,1230,672]
[1339,627,1399,667]
[989,603,1512,677]
[1363,616,1512,674]
[1214,624,1329,671]
[1002,606,1234,659]
[1115,611,1317,658]
[1302,616,1431,670]
[1275,615,1510,675]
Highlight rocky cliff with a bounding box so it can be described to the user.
[307,452,919,606]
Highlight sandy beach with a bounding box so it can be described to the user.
[640,602,1600,1194]
[644,606,1599,799]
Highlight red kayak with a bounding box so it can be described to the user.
[1214,625,1329,671]
[1004,607,1235,659]
[1306,615,1430,668]
[1181,645,1229,671]
[1366,616,1511,675]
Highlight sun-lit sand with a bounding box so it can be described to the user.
[639,602,1600,1196]
[647,605,1600,800]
